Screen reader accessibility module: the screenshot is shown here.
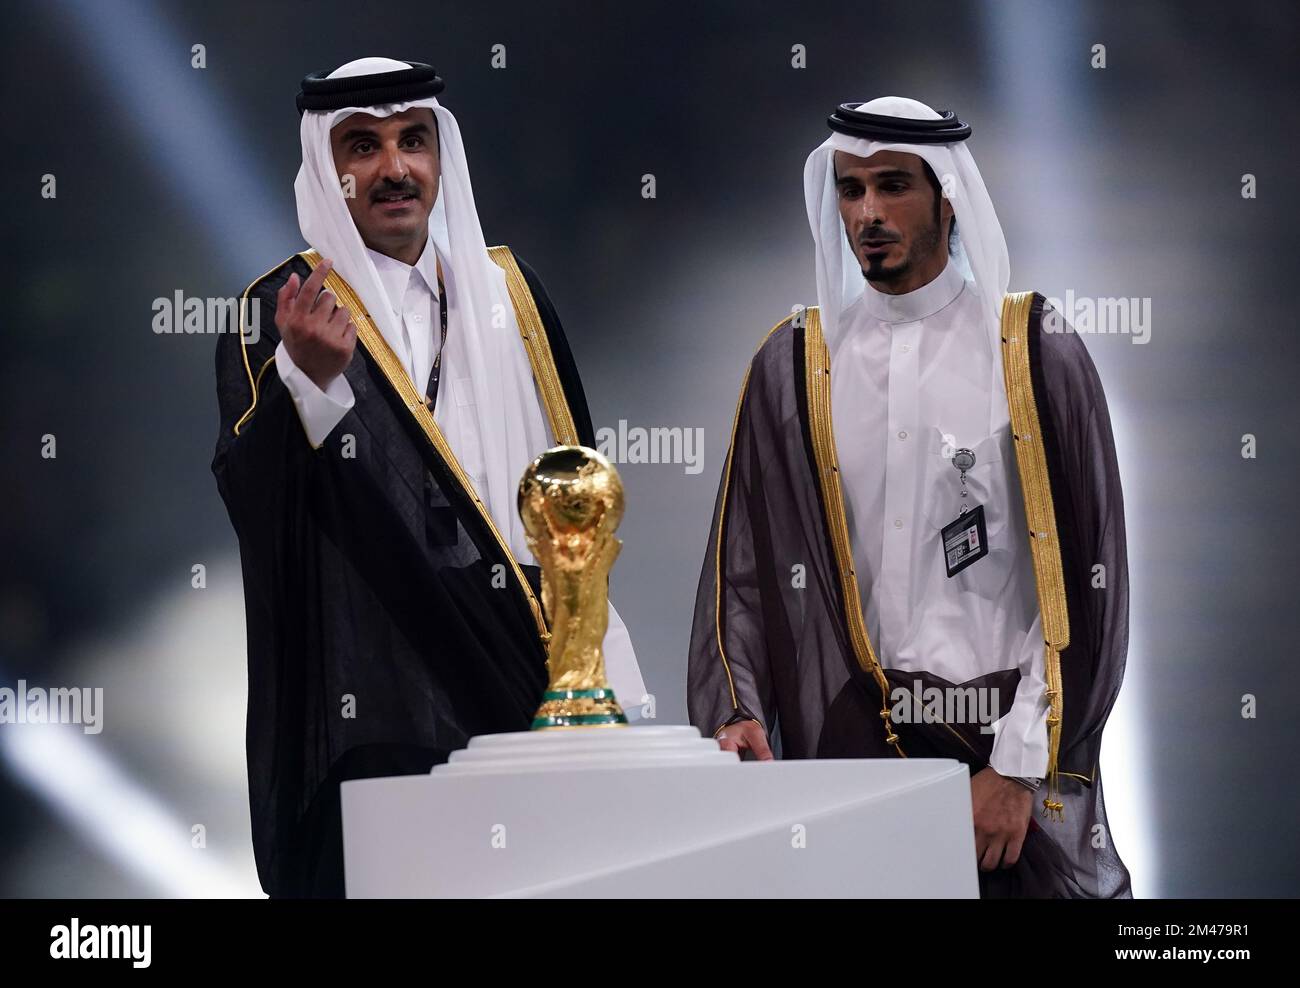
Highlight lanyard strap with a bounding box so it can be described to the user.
[422,259,449,410]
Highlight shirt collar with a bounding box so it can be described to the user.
[366,238,440,316]
[859,256,965,324]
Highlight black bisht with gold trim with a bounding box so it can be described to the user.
[212,247,592,898]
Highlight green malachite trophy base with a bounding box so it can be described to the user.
[531,687,628,730]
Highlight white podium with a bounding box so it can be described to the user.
[340,725,978,897]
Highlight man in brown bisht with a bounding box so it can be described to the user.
[688,97,1131,898]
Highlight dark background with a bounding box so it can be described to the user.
[1,0,1296,896]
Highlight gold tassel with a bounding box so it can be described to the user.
[1040,642,1065,822]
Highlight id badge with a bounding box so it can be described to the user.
[941,503,989,578]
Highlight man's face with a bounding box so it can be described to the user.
[834,149,952,291]
[330,107,440,256]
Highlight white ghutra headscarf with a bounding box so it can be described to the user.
[294,56,549,563]
[803,96,1011,399]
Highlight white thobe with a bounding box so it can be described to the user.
[830,259,1048,777]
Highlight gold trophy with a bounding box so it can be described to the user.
[518,446,628,729]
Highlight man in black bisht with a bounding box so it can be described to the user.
[212,57,642,897]
[688,97,1132,898]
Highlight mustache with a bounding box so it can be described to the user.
[370,179,421,201]
[858,228,901,245]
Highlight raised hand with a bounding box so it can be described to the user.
[275,258,357,391]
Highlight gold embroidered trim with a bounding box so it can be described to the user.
[251,354,275,398]
[804,308,905,757]
[1000,290,1070,820]
[233,256,296,436]
[297,248,550,645]
[486,245,579,445]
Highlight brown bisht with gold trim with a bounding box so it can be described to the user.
[212,246,589,898]
[688,295,1131,898]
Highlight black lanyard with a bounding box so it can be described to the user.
[422,259,449,411]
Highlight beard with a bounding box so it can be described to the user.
[859,215,943,285]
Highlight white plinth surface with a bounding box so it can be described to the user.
[341,725,978,898]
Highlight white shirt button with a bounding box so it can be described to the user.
[898,430,908,441]
[901,344,912,353]
[893,518,904,529]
